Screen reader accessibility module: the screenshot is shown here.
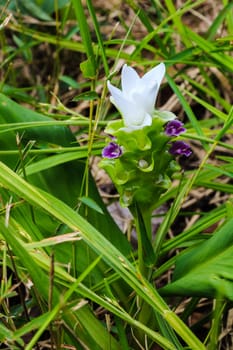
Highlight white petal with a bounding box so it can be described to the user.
[141,62,165,89]
[122,113,152,131]
[110,91,146,126]
[107,80,122,99]
[121,64,140,95]
[133,82,158,114]
[141,113,152,127]
[144,83,158,113]
[108,79,147,126]
[154,110,177,121]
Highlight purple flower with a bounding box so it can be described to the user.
[169,141,192,157]
[165,120,186,137]
[102,142,122,159]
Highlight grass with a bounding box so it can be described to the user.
[0,1,233,349]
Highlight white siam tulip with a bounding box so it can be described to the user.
[107,63,172,130]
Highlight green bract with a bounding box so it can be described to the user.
[100,115,179,209]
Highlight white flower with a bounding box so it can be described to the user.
[107,63,166,130]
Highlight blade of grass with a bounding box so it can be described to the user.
[86,0,109,76]
[166,74,207,149]
[130,0,205,59]
[206,2,233,41]
[184,90,228,121]
[7,23,132,63]
[26,245,178,350]
[185,27,233,71]
[164,0,191,47]
[0,162,205,349]
[71,0,96,78]
[24,256,102,350]
[160,205,226,255]
[0,217,121,350]
[125,0,167,54]
[183,74,231,112]
[181,107,233,208]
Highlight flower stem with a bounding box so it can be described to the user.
[131,203,155,276]
[132,204,147,277]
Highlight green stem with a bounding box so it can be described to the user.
[130,203,155,274]
[207,299,226,350]
[133,205,147,277]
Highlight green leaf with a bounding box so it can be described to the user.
[71,0,96,77]
[86,0,109,76]
[160,219,233,300]
[79,196,104,214]
[160,205,227,255]
[166,74,207,149]
[206,2,233,41]
[185,26,233,71]
[38,0,70,14]
[72,90,99,101]
[59,75,80,89]
[1,84,34,103]
[0,93,130,255]
[0,161,205,349]
[0,322,23,346]
[1,0,69,14]
[80,58,96,79]
[0,217,120,350]
[18,0,53,21]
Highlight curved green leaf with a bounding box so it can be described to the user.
[0,93,130,255]
[160,219,233,300]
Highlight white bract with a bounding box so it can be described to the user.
[107,63,172,130]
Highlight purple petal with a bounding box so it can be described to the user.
[169,141,192,157]
[165,120,186,137]
[102,142,122,159]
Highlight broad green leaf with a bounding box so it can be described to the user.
[1,0,69,14]
[1,84,34,103]
[0,93,130,255]
[18,0,52,21]
[37,0,70,14]
[0,162,205,349]
[160,219,233,300]
[0,93,73,162]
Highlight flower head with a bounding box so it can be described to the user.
[107,63,165,130]
[169,141,192,157]
[165,120,186,137]
[102,142,122,159]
